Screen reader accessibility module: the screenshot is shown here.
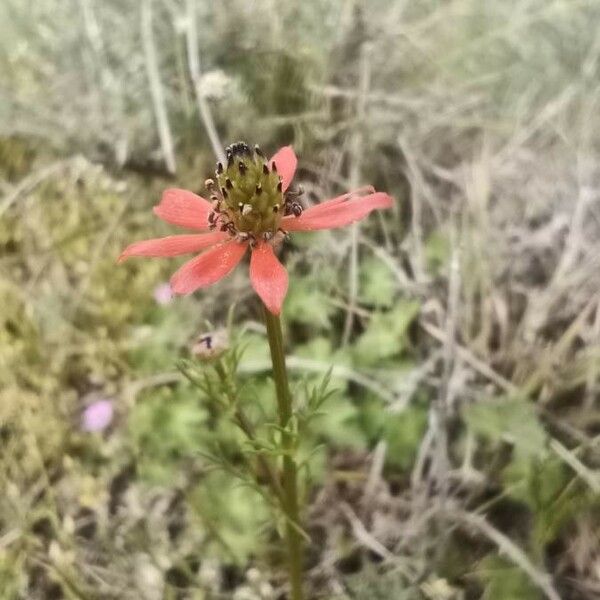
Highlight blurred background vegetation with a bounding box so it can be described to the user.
[1,0,600,598]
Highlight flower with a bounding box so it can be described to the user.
[119,142,393,315]
[81,399,114,432]
[153,282,173,305]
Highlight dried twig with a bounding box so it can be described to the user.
[141,0,177,174]
[185,0,225,164]
[342,42,371,345]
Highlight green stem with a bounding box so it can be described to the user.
[263,306,304,600]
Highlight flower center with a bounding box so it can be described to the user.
[206,142,284,243]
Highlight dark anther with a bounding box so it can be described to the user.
[227,141,251,157]
[277,181,283,193]
[220,223,229,231]
[208,212,216,224]
[227,153,234,168]
[221,187,228,199]
[254,144,264,157]
[255,183,262,195]
[216,162,224,174]
[291,201,303,217]
[225,178,233,190]
[238,162,246,175]
[210,194,218,201]
[262,163,269,175]
[271,161,277,173]
[273,204,279,213]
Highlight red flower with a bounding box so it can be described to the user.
[119,144,393,315]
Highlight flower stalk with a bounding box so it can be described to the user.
[263,305,304,600]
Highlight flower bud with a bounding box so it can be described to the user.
[191,329,228,361]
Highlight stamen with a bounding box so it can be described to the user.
[272,161,277,173]
[255,183,262,195]
[216,162,224,174]
[254,144,264,157]
[225,178,233,190]
[262,163,269,175]
[238,162,246,175]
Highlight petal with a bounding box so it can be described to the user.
[295,186,375,217]
[153,188,213,230]
[170,240,247,295]
[282,192,393,232]
[118,232,227,262]
[249,243,289,315]
[270,146,297,192]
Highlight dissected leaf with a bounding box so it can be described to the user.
[477,555,540,600]
[464,397,547,458]
[353,300,420,366]
[382,404,429,471]
[359,256,396,307]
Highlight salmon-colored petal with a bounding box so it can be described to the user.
[281,192,393,232]
[118,232,228,262]
[270,146,297,192]
[153,188,213,230]
[249,243,288,315]
[297,186,376,217]
[170,240,247,295]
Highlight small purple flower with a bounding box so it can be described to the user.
[153,282,173,305]
[81,399,114,432]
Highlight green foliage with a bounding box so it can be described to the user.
[381,405,429,470]
[346,565,413,599]
[464,396,547,458]
[465,397,597,553]
[129,386,208,485]
[353,300,420,366]
[307,394,366,449]
[477,555,540,600]
[359,256,396,308]
[424,231,451,275]
[188,472,269,565]
[285,278,335,329]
